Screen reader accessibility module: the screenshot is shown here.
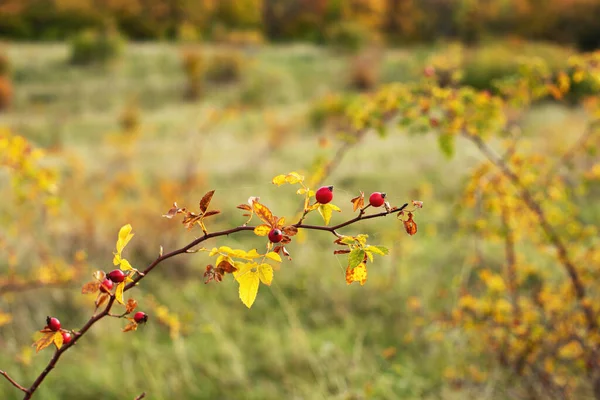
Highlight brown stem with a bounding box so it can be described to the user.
[0,370,28,394]
[465,133,596,330]
[14,201,411,399]
[134,392,146,400]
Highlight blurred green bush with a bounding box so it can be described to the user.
[69,25,125,66]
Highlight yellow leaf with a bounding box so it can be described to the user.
[254,224,271,236]
[345,263,368,285]
[237,270,260,308]
[0,312,12,327]
[117,224,134,254]
[113,253,121,266]
[285,172,304,184]
[258,263,273,286]
[252,202,275,225]
[53,331,63,349]
[318,204,339,225]
[272,174,287,186]
[120,259,133,271]
[244,249,261,259]
[265,252,282,262]
[33,332,56,353]
[115,282,125,304]
[297,188,307,195]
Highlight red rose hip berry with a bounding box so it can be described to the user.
[134,312,148,324]
[369,192,386,207]
[46,316,61,331]
[62,331,72,344]
[100,278,114,293]
[315,185,334,204]
[107,269,126,283]
[268,228,283,243]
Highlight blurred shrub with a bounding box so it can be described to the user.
[69,25,125,66]
[0,76,13,111]
[348,52,380,91]
[176,21,202,43]
[325,21,372,53]
[181,48,205,100]
[221,30,264,48]
[205,51,245,84]
[0,49,10,76]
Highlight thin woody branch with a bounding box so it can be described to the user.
[8,200,412,399]
[0,370,28,394]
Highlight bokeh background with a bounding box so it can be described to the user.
[1,1,600,399]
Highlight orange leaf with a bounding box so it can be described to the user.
[282,226,298,237]
[217,259,237,273]
[203,210,221,218]
[33,332,56,353]
[412,200,423,209]
[404,213,417,236]
[199,190,215,213]
[81,281,100,294]
[122,321,138,332]
[126,298,138,313]
[95,292,109,308]
[252,202,275,226]
[237,204,252,211]
[350,192,365,212]
[334,249,351,255]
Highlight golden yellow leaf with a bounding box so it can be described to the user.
[345,263,368,286]
[265,252,282,263]
[272,174,287,186]
[199,190,215,213]
[117,224,134,254]
[115,282,125,305]
[258,263,273,286]
[252,202,275,225]
[254,224,271,236]
[237,270,260,308]
[318,204,340,225]
[285,172,304,184]
[53,331,63,349]
[120,259,133,271]
[33,332,56,353]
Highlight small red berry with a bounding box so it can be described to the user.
[46,316,61,331]
[315,185,334,204]
[369,192,386,207]
[423,65,435,77]
[62,331,72,344]
[134,311,148,324]
[100,278,114,293]
[268,228,283,243]
[107,269,126,283]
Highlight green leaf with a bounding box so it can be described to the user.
[438,133,455,158]
[365,245,389,256]
[348,249,366,269]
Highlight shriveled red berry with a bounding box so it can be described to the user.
[107,269,126,283]
[62,331,72,344]
[134,312,148,324]
[315,185,334,204]
[46,316,61,332]
[369,192,386,207]
[268,228,283,243]
[100,278,114,293]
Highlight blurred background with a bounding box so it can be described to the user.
[1,1,600,399]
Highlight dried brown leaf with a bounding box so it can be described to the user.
[334,249,351,255]
[126,298,138,313]
[199,190,215,213]
[82,281,100,294]
[282,226,298,237]
[203,210,221,218]
[237,204,252,211]
[404,212,417,236]
[122,321,138,333]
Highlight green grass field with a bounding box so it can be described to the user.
[0,41,590,399]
